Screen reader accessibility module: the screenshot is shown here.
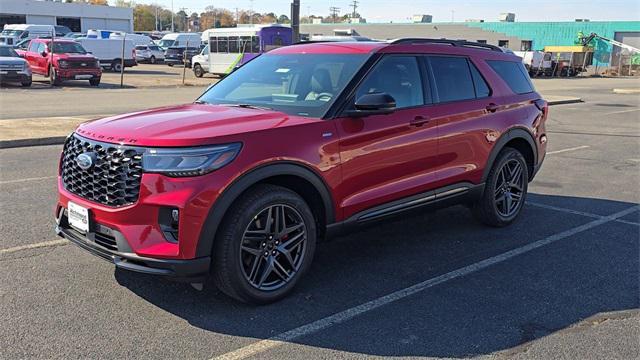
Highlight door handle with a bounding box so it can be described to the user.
[486,103,500,113]
[410,115,430,127]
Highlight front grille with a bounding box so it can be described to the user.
[61,134,144,207]
[94,231,118,251]
[0,63,23,71]
[66,60,97,69]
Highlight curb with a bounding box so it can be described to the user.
[547,98,583,106]
[0,136,67,149]
[0,98,585,150]
[612,88,640,94]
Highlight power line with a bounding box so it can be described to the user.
[350,0,359,18]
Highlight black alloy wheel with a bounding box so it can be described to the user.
[240,204,307,291]
[493,158,525,218]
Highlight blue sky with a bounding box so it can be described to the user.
[126,0,640,22]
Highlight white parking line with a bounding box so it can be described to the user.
[0,176,57,185]
[0,239,69,255]
[546,145,590,155]
[527,201,640,227]
[604,108,640,115]
[212,205,639,360]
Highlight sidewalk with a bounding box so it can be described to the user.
[0,96,582,149]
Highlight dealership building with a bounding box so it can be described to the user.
[0,0,133,33]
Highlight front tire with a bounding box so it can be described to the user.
[150,56,156,64]
[89,78,100,86]
[111,60,123,72]
[472,147,529,227]
[193,64,204,78]
[212,184,317,304]
[49,66,61,86]
[21,79,32,87]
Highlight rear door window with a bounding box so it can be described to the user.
[487,60,534,94]
[427,56,476,103]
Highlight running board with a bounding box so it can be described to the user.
[326,182,484,238]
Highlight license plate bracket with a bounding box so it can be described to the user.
[68,201,90,233]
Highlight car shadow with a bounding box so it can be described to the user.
[115,193,639,357]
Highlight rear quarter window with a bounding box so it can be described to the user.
[487,60,534,94]
[428,56,476,103]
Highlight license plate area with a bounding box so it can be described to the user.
[75,74,93,80]
[68,201,90,233]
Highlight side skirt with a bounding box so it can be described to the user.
[326,182,485,238]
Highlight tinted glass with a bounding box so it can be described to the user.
[228,36,239,53]
[240,36,251,53]
[469,62,491,98]
[28,41,38,52]
[209,38,218,53]
[487,60,534,94]
[357,56,424,109]
[217,37,228,53]
[50,42,86,54]
[135,45,147,50]
[252,36,260,53]
[428,56,475,102]
[198,53,369,118]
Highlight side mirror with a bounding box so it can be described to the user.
[345,93,396,117]
[41,51,47,57]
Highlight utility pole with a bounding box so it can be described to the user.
[350,0,359,18]
[291,0,300,42]
[329,6,340,23]
[154,5,158,31]
[171,0,174,32]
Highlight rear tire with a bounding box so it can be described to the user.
[212,184,317,304]
[111,60,123,72]
[21,79,32,87]
[150,56,156,64]
[167,63,174,67]
[472,147,529,227]
[193,64,204,78]
[89,78,100,86]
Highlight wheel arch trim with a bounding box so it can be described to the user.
[195,161,336,258]
[481,127,538,183]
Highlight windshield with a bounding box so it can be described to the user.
[158,39,175,48]
[49,42,87,54]
[197,53,370,118]
[0,46,19,57]
[1,30,24,37]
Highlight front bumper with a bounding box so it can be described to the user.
[57,68,101,80]
[0,71,31,83]
[56,209,210,281]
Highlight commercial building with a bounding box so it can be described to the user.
[301,21,640,65]
[0,0,133,33]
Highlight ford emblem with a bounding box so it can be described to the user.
[76,152,95,170]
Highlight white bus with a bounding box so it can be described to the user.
[198,25,292,76]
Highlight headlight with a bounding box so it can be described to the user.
[142,143,241,177]
[58,60,69,68]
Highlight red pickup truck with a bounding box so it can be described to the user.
[23,38,102,86]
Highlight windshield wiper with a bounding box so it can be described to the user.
[193,100,208,104]
[219,103,273,111]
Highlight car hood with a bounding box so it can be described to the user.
[76,103,318,147]
[0,56,26,65]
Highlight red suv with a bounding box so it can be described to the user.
[55,39,547,303]
[24,39,101,86]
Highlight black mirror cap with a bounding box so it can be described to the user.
[41,51,47,57]
[345,93,397,117]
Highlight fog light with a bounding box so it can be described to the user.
[159,207,180,243]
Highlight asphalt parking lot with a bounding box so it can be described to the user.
[0,77,639,359]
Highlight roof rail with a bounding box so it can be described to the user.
[389,38,503,52]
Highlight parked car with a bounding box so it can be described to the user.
[64,32,87,39]
[164,46,200,67]
[110,32,154,47]
[55,39,548,304]
[76,38,136,72]
[54,25,72,37]
[190,45,209,77]
[0,24,53,46]
[514,50,553,77]
[23,38,101,86]
[134,44,164,64]
[0,45,32,87]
